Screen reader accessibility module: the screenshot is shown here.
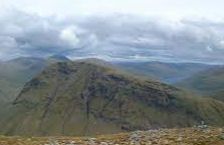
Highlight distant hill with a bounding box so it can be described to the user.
[2,60,224,136]
[212,91,224,102]
[0,57,46,102]
[48,54,71,63]
[0,55,70,102]
[176,67,224,95]
[113,61,213,83]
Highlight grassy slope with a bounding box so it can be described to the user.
[1,60,224,136]
[177,67,224,96]
[212,91,224,102]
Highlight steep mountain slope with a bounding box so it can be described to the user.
[2,60,224,136]
[177,67,224,95]
[113,61,212,83]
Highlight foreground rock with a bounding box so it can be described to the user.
[1,127,224,145]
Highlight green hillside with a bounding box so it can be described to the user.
[177,67,224,95]
[2,60,224,136]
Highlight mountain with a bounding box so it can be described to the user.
[177,66,224,95]
[0,57,212,103]
[113,61,212,83]
[2,60,224,136]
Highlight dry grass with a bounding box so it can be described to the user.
[1,127,224,145]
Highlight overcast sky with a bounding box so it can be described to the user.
[1,0,224,63]
[1,0,224,19]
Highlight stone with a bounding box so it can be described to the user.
[163,139,170,145]
[219,134,224,140]
[176,137,183,142]
[100,142,108,145]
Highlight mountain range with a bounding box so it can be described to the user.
[113,61,213,83]
[1,59,224,136]
[0,56,214,104]
[1,56,224,136]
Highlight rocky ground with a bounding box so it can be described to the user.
[1,127,224,145]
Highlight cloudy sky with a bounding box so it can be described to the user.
[1,0,224,63]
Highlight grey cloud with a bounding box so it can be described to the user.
[0,10,224,64]
[0,10,86,59]
[72,15,224,63]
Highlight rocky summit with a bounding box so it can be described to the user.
[0,127,224,145]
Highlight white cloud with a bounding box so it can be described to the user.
[0,36,17,48]
[218,40,224,49]
[60,27,80,47]
[206,46,213,52]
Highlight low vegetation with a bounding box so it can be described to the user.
[0,127,224,145]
